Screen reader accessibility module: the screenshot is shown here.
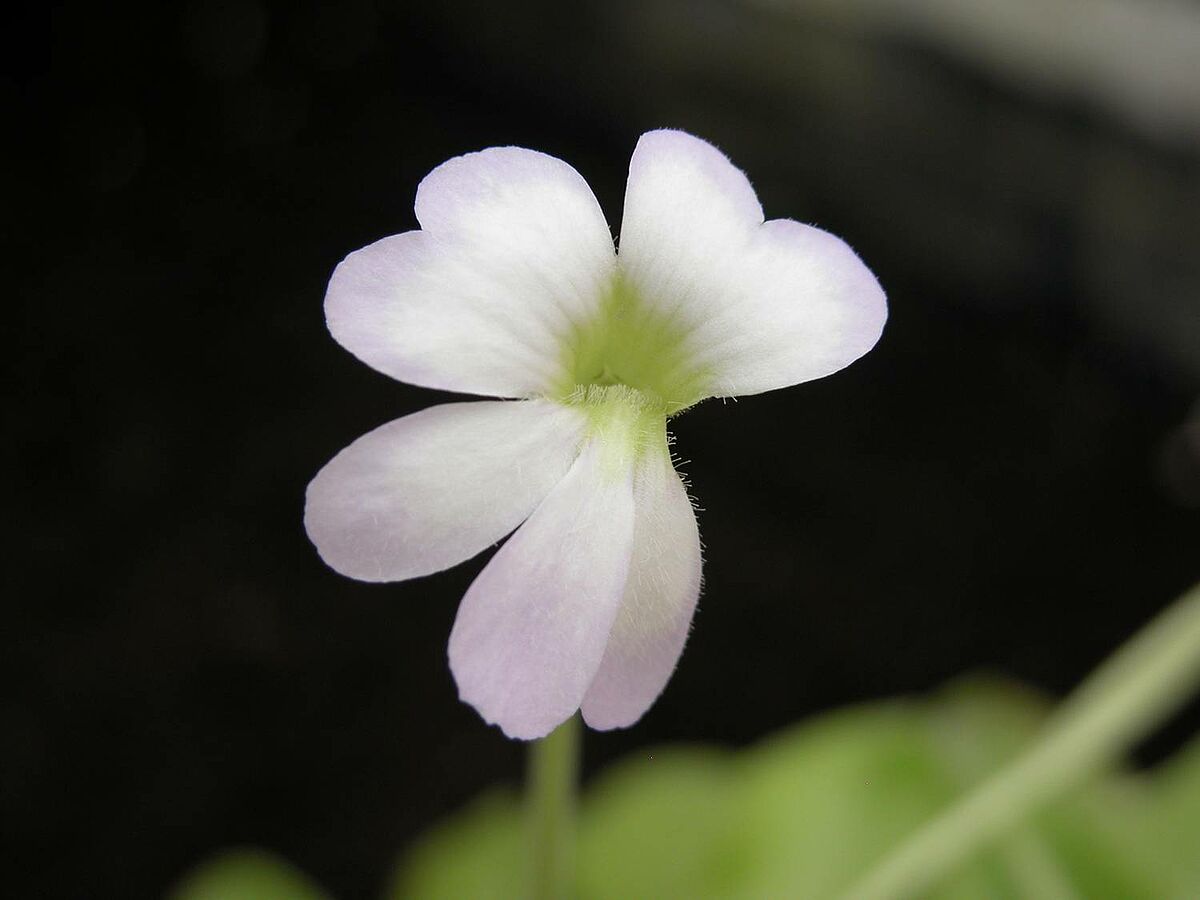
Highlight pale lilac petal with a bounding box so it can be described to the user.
[581,447,702,730]
[448,441,636,739]
[326,148,616,398]
[618,129,886,398]
[304,400,585,583]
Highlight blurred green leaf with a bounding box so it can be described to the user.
[387,789,524,900]
[1037,785,1168,900]
[578,747,741,899]
[731,701,1007,899]
[923,676,1050,779]
[168,847,331,900]
[1153,732,1200,896]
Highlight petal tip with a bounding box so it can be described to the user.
[579,706,642,733]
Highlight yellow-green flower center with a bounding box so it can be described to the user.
[553,274,710,417]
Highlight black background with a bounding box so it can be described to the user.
[10,1,1200,898]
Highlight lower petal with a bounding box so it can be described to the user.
[581,444,702,730]
[448,440,636,740]
[304,400,585,582]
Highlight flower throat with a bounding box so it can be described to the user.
[554,274,710,416]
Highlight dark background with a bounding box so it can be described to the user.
[9,1,1200,898]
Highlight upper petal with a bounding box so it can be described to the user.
[304,399,585,583]
[618,129,886,399]
[581,438,702,730]
[448,439,636,740]
[326,147,616,398]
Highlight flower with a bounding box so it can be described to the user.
[305,130,886,739]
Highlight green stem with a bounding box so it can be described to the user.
[528,714,582,900]
[843,581,1200,900]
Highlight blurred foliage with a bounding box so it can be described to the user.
[171,677,1200,899]
[167,848,331,900]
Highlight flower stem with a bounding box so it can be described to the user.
[843,581,1200,900]
[528,714,581,900]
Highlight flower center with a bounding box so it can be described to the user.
[553,274,709,416]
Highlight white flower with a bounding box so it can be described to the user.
[305,130,886,739]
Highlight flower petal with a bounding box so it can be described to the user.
[304,400,585,583]
[581,446,702,730]
[448,440,636,739]
[618,129,887,398]
[326,147,616,398]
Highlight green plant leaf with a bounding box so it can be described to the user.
[1152,732,1200,896]
[577,747,741,899]
[167,847,331,900]
[386,789,524,900]
[731,701,1010,898]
